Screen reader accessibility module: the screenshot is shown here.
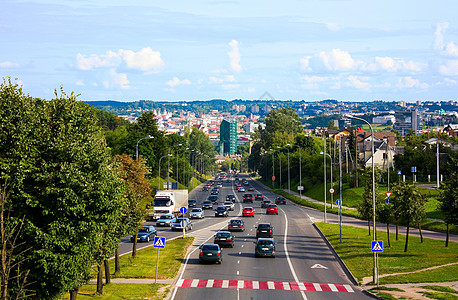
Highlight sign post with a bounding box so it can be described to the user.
[371,241,383,286]
[180,207,187,238]
[153,236,166,283]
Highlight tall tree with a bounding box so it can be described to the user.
[438,155,458,247]
[392,182,425,252]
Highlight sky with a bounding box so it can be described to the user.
[1,0,458,102]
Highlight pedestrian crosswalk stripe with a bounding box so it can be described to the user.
[176,279,354,293]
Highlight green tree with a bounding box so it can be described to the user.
[0,79,125,299]
[439,156,458,247]
[392,182,425,252]
[377,202,394,247]
[357,167,382,235]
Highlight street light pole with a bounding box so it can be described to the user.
[277,147,282,188]
[344,114,377,285]
[285,145,291,193]
[136,135,154,160]
[158,154,172,190]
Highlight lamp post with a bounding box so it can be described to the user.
[270,149,275,188]
[344,114,377,285]
[292,145,302,199]
[136,135,154,160]
[277,147,282,188]
[285,144,291,192]
[158,154,173,190]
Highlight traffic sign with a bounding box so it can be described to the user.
[411,166,417,173]
[153,236,166,249]
[180,206,187,214]
[329,188,335,194]
[297,186,304,191]
[385,192,392,198]
[336,199,341,205]
[272,176,276,181]
[386,198,391,204]
[371,241,383,252]
[398,170,402,175]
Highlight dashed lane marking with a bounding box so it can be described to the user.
[176,279,355,293]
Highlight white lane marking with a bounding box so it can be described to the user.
[313,283,322,291]
[283,282,291,290]
[191,279,199,287]
[298,282,306,290]
[267,281,275,289]
[238,280,244,288]
[344,284,354,292]
[241,245,244,248]
[329,283,338,292]
[237,271,239,275]
[206,279,214,288]
[222,280,229,288]
[280,206,308,300]
[237,260,240,264]
[252,281,259,289]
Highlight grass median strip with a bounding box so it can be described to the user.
[61,283,169,300]
[315,223,458,284]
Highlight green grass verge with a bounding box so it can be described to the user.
[381,264,458,285]
[60,283,169,300]
[369,286,405,292]
[110,237,194,279]
[420,291,458,300]
[315,223,458,284]
[421,286,458,294]
[372,292,398,300]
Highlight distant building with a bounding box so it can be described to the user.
[372,115,395,125]
[251,105,260,113]
[394,109,421,136]
[220,118,238,154]
[334,118,351,130]
[243,122,258,133]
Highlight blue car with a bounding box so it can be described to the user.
[131,225,157,243]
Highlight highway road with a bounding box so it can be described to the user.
[162,175,373,300]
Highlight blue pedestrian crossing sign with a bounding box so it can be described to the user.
[153,236,166,249]
[371,241,383,252]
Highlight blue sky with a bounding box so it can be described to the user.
[1,0,458,102]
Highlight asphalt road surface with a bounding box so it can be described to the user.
[163,175,373,300]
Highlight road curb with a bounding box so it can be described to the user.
[312,223,359,286]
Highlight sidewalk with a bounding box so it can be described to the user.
[281,188,458,243]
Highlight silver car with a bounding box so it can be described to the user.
[190,208,205,219]
[223,201,235,211]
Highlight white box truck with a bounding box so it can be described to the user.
[150,190,188,220]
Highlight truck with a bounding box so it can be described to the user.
[150,190,188,220]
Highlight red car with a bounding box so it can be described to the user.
[242,207,255,217]
[266,204,279,215]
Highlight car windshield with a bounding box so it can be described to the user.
[203,201,211,204]
[258,224,271,229]
[154,198,171,206]
[216,207,226,211]
[216,232,231,238]
[244,208,253,211]
[189,200,196,203]
[230,220,242,225]
[159,215,171,219]
[257,240,274,246]
[224,202,232,205]
[175,218,186,222]
[202,245,219,251]
[268,205,277,208]
[191,208,201,212]
[139,228,149,233]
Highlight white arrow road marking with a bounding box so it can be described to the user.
[311,264,328,269]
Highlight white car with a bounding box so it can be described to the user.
[190,208,205,219]
[223,201,235,211]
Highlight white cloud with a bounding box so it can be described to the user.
[120,47,164,72]
[300,56,312,71]
[209,75,236,84]
[443,42,458,58]
[433,22,449,51]
[439,60,458,76]
[76,80,84,86]
[76,47,164,72]
[222,83,240,90]
[104,69,130,89]
[0,61,19,68]
[301,75,329,89]
[374,57,422,72]
[228,40,242,72]
[326,23,340,31]
[347,75,370,89]
[318,48,356,71]
[247,87,256,92]
[397,76,428,89]
[166,77,191,87]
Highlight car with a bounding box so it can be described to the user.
[266,204,279,215]
[242,207,255,217]
[243,180,249,186]
[215,206,228,217]
[131,225,157,243]
[199,244,223,264]
[226,179,231,183]
[213,231,234,248]
[228,219,245,232]
[275,197,287,205]
[202,186,209,191]
[216,182,223,188]
[255,194,264,201]
[188,199,197,207]
[255,238,276,258]
[226,194,236,202]
[248,186,255,191]
[190,208,205,219]
[256,223,273,238]
[223,201,235,211]
[243,194,254,203]
[156,214,176,227]
[208,195,218,203]
[202,200,213,209]
[261,199,271,208]
[211,189,219,195]
[238,187,245,192]
[171,218,192,231]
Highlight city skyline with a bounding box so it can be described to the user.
[1,0,458,102]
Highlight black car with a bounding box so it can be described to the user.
[199,244,223,264]
[256,223,273,238]
[214,231,234,248]
[243,194,254,203]
[226,194,236,202]
[208,195,218,203]
[202,200,213,209]
[130,225,157,243]
[215,206,228,217]
[255,238,276,258]
[255,194,264,201]
[275,197,287,205]
[211,188,219,195]
[202,186,208,191]
[188,199,197,207]
[228,219,245,232]
[261,199,271,208]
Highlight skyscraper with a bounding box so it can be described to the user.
[220,118,237,154]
